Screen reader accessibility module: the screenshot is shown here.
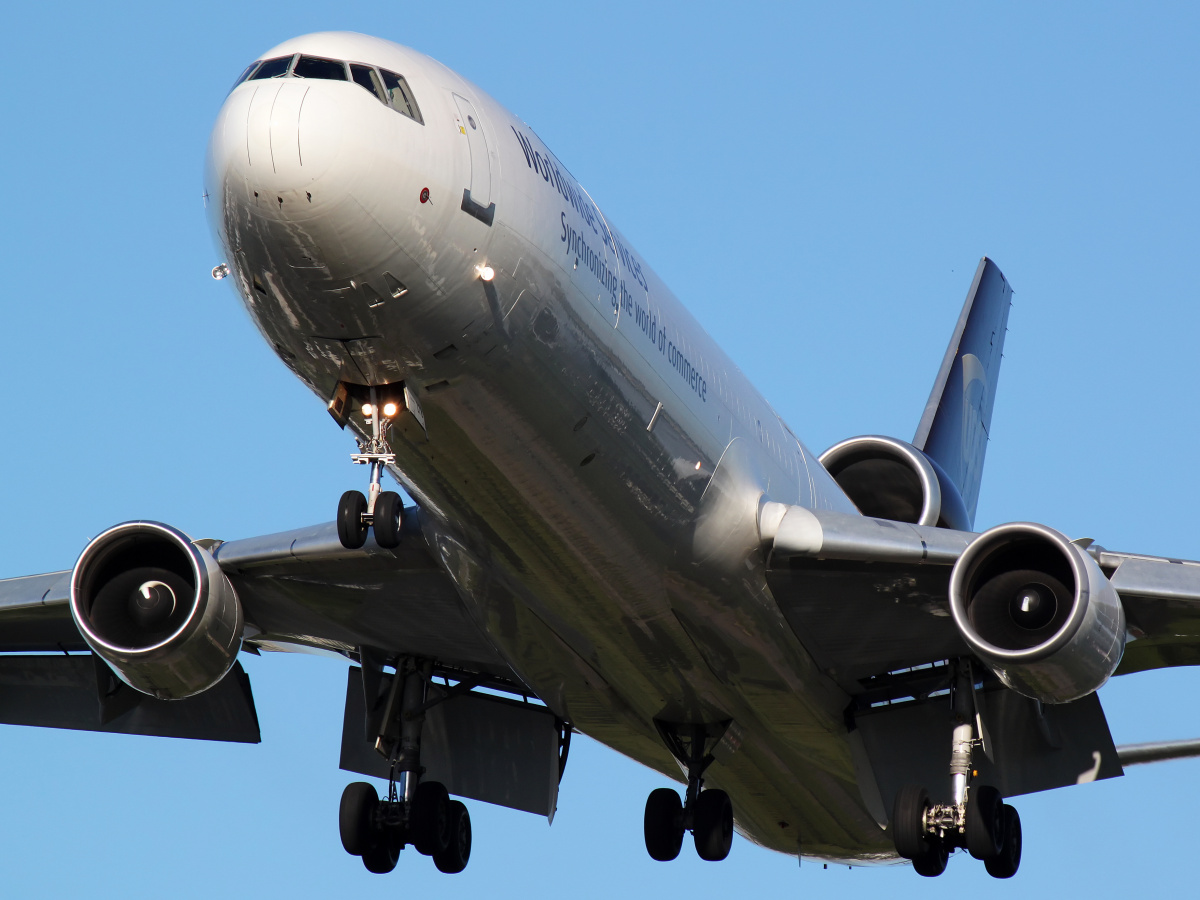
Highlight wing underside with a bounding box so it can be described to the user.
[764,505,1200,803]
[0,520,523,746]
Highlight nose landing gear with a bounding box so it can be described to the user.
[336,387,405,550]
[892,661,1022,879]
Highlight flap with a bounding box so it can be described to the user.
[0,655,260,743]
[855,685,1120,810]
[339,667,561,818]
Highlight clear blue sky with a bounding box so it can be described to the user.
[2,1,1198,895]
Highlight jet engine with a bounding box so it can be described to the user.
[819,435,971,531]
[69,521,243,700]
[948,522,1126,703]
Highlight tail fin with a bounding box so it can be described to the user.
[913,258,1013,528]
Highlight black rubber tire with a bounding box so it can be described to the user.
[433,800,472,874]
[362,835,400,874]
[373,491,404,549]
[985,804,1022,879]
[337,490,369,549]
[912,837,949,877]
[692,789,733,862]
[892,785,931,860]
[339,782,378,856]
[966,784,1004,861]
[410,781,451,857]
[644,788,684,861]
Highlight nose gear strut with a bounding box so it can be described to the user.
[337,386,404,550]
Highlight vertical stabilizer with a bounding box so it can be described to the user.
[913,258,1013,528]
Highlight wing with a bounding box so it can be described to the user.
[1096,548,1200,675]
[213,520,516,679]
[762,504,1200,801]
[0,520,521,744]
[764,505,972,690]
[764,505,1200,682]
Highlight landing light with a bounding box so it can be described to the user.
[383,402,399,417]
[478,266,495,282]
[361,403,374,417]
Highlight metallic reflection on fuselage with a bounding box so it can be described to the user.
[206,31,888,861]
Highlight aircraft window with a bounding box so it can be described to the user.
[249,56,293,80]
[230,61,261,91]
[350,64,387,103]
[379,69,424,124]
[293,56,348,81]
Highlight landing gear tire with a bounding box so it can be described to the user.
[373,491,404,549]
[911,838,950,877]
[644,788,685,861]
[337,490,368,549]
[339,782,378,856]
[433,800,472,874]
[984,804,1022,879]
[966,784,1004,861]
[362,833,401,874]
[693,789,733,862]
[411,780,451,857]
[892,784,932,860]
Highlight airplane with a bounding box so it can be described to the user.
[2,29,1199,880]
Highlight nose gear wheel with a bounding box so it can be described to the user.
[336,386,406,550]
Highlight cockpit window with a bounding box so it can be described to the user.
[379,69,423,124]
[232,54,423,126]
[231,61,261,91]
[350,64,387,103]
[249,56,293,80]
[293,56,348,81]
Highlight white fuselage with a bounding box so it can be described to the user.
[206,31,888,862]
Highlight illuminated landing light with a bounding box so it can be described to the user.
[361,404,374,417]
[478,266,495,282]
[694,461,702,471]
[382,402,399,417]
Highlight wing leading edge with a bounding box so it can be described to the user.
[0,517,522,746]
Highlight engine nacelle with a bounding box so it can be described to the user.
[819,435,971,531]
[70,521,243,700]
[948,522,1126,703]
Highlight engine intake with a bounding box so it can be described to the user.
[70,521,243,700]
[819,435,971,531]
[949,522,1125,703]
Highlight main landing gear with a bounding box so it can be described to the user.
[643,722,734,863]
[337,387,404,550]
[339,779,471,874]
[338,659,472,875]
[892,661,1022,879]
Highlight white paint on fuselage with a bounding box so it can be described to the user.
[207,31,885,862]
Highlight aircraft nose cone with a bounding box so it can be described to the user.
[206,80,348,217]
